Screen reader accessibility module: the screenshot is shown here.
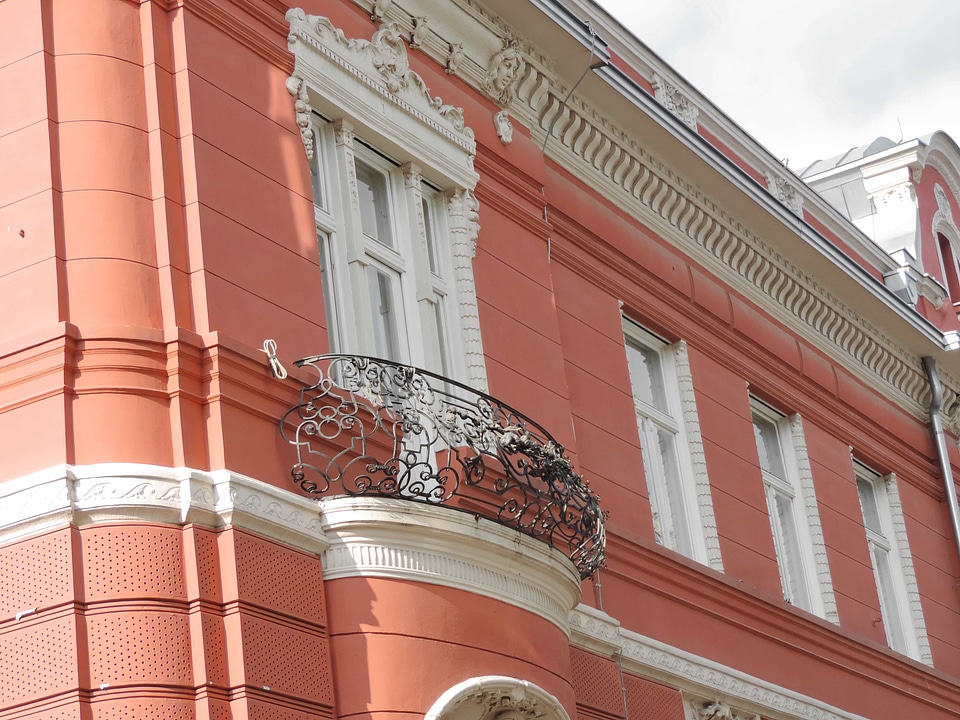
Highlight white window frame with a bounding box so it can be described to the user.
[751,400,832,616]
[623,319,721,569]
[288,11,486,389]
[854,462,931,662]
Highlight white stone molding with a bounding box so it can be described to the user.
[494,110,514,145]
[673,340,723,572]
[425,677,570,720]
[652,73,699,131]
[788,415,839,624]
[484,39,526,106]
[568,605,870,720]
[884,473,934,665]
[764,172,804,217]
[319,496,581,633]
[0,464,328,553]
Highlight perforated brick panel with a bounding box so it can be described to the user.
[208,700,231,720]
[0,529,75,616]
[0,616,78,705]
[81,526,185,601]
[90,700,195,719]
[86,611,193,686]
[194,528,222,602]
[234,532,326,626]
[202,612,229,686]
[570,648,625,716]
[240,614,334,704]
[14,705,82,720]
[624,673,684,720]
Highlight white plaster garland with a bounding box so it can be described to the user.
[319,496,581,633]
[933,184,959,243]
[568,605,870,720]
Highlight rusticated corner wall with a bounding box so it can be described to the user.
[0,524,335,719]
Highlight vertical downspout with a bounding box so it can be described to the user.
[922,356,960,564]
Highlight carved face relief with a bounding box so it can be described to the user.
[485,43,525,105]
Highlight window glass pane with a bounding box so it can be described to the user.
[753,413,786,480]
[657,426,690,557]
[775,491,809,609]
[356,159,392,246]
[309,129,325,210]
[318,231,339,352]
[872,544,906,652]
[857,478,884,535]
[626,340,669,412]
[422,193,439,275]
[366,266,401,360]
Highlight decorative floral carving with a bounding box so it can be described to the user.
[368,22,410,93]
[484,40,525,106]
[494,110,514,145]
[764,172,804,216]
[652,73,698,130]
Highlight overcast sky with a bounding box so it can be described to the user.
[593,0,960,172]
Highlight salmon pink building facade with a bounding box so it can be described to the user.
[5,1,960,719]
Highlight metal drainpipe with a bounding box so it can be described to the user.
[922,356,960,563]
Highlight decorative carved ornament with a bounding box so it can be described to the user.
[494,110,514,145]
[484,39,526,106]
[286,10,474,163]
[764,172,804,216]
[425,677,570,720]
[933,184,959,242]
[652,73,699,130]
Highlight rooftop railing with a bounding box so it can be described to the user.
[280,354,605,578]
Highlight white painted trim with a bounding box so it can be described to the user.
[0,464,328,553]
[568,605,870,720]
[319,495,581,633]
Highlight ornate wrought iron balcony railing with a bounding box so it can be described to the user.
[280,354,605,578]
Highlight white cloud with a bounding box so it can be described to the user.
[595,0,960,170]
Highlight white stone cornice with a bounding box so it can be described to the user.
[320,496,581,633]
[0,464,327,553]
[568,606,870,720]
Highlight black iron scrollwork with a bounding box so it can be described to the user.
[280,355,605,578]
